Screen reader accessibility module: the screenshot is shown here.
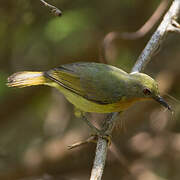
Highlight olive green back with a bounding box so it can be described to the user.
[46,62,131,104]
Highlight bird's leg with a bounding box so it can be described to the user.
[100,112,120,145]
[82,113,112,146]
[74,108,102,134]
[82,113,102,134]
[69,112,112,149]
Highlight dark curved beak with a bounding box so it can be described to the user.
[154,95,172,112]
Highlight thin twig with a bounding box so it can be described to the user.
[172,19,180,27]
[90,0,180,179]
[121,0,170,40]
[40,0,62,16]
[132,0,180,73]
[167,20,180,32]
[99,0,170,64]
[168,24,180,32]
[99,32,119,64]
[68,135,98,150]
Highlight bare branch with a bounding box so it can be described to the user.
[121,0,170,40]
[91,0,180,180]
[40,0,62,16]
[90,113,119,180]
[167,19,180,32]
[99,0,170,64]
[90,137,108,180]
[99,32,119,64]
[132,0,180,73]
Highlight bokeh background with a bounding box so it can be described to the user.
[1,0,180,179]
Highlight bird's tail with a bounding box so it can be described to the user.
[7,71,46,88]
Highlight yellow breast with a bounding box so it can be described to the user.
[48,82,149,113]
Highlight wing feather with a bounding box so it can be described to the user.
[45,63,128,104]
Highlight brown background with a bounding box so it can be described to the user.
[0,0,180,179]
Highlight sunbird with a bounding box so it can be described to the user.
[7,62,171,113]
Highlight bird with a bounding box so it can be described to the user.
[7,62,171,114]
[7,62,172,144]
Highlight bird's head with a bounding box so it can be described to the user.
[129,72,172,112]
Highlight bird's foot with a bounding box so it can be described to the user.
[68,131,111,150]
[94,131,112,146]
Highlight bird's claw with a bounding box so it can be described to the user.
[68,132,111,150]
[90,131,112,146]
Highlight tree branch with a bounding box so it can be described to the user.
[121,0,170,40]
[40,0,62,16]
[99,0,170,64]
[132,0,180,73]
[90,0,180,179]
[90,113,119,180]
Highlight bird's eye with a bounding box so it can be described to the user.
[143,88,151,95]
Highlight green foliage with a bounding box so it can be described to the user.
[45,9,92,42]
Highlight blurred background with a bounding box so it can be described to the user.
[0,0,180,179]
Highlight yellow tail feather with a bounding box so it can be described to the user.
[7,71,46,88]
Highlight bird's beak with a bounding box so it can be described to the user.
[154,95,172,112]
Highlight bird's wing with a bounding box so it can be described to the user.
[45,62,127,104]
